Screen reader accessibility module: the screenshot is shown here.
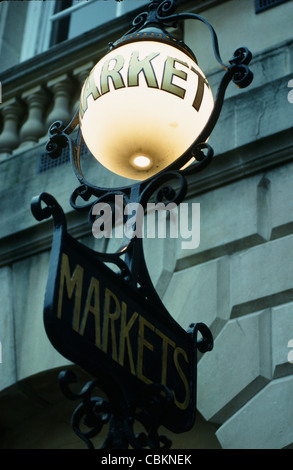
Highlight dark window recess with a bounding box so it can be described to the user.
[38,140,90,173]
[255,0,290,13]
[50,0,72,47]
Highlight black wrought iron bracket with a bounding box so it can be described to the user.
[37,0,253,450]
[31,191,214,449]
[44,0,253,299]
[57,322,212,450]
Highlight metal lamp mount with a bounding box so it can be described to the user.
[31,0,253,449]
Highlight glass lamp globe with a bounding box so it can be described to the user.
[79,36,214,181]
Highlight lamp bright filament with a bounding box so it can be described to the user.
[132,155,152,169]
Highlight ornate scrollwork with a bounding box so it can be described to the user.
[56,321,213,449]
[45,121,67,159]
[45,108,79,159]
[140,170,187,207]
[156,0,177,18]
[30,192,67,229]
[58,369,173,449]
[129,383,173,449]
[125,11,149,36]
[189,322,214,354]
[183,142,214,176]
[228,47,254,89]
[59,370,111,449]
[121,0,177,38]
[69,184,95,212]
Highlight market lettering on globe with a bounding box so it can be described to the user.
[57,253,190,410]
[80,51,210,118]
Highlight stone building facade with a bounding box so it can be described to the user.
[0,0,293,449]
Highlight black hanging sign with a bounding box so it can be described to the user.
[31,192,213,435]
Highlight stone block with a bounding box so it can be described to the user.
[230,235,293,316]
[197,311,272,424]
[12,251,71,381]
[176,173,270,270]
[163,256,230,333]
[235,78,291,148]
[216,375,293,449]
[269,162,293,239]
[205,75,293,157]
[143,235,177,299]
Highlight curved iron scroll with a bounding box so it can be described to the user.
[57,322,213,449]
[58,369,173,449]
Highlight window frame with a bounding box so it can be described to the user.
[255,0,291,13]
[20,1,56,62]
[20,0,149,63]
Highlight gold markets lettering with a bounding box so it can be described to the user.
[57,253,190,410]
[80,51,210,118]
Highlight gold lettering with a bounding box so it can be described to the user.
[191,66,209,111]
[161,57,188,99]
[80,72,101,118]
[119,302,138,374]
[80,53,211,121]
[173,347,190,410]
[102,288,120,361]
[128,51,159,88]
[57,253,84,333]
[137,317,155,384]
[100,54,125,95]
[79,277,101,347]
[155,329,175,386]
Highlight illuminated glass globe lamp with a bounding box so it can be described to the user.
[79,11,214,181]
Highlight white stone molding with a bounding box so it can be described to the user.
[0,97,24,156]
[20,85,49,145]
[46,74,76,128]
